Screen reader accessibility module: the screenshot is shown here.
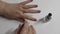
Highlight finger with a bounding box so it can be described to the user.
[17,11,37,21]
[18,6,41,13]
[24,9,41,13]
[20,22,29,34]
[23,5,38,9]
[17,17,25,22]
[28,25,33,34]
[16,24,24,34]
[30,25,36,34]
[18,0,33,5]
[23,14,37,21]
[15,11,25,22]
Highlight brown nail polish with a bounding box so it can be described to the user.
[33,19,37,21]
[38,10,41,13]
[28,0,33,2]
[35,5,38,7]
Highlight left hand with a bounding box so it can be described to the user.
[0,0,41,22]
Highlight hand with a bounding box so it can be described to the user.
[16,21,36,34]
[0,0,41,22]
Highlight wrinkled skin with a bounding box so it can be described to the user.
[16,21,36,34]
[0,0,41,22]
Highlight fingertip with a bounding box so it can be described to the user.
[30,18,37,21]
[38,10,41,13]
[34,19,37,21]
[18,24,21,28]
[30,25,34,30]
[30,25,33,27]
[28,0,33,2]
[33,5,38,7]
[36,10,41,13]
[35,5,38,7]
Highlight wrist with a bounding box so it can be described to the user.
[0,1,6,9]
[0,1,7,16]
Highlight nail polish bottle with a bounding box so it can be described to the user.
[39,13,52,23]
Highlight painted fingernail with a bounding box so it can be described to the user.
[35,5,38,7]
[38,10,41,13]
[33,19,37,21]
[29,18,36,21]
[19,24,21,28]
[28,0,33,2]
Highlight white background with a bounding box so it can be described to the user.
[0,0,60,34]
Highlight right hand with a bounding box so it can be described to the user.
[16,22,36,34]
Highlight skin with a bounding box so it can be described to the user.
[0,0,38,34]
[16,21,36,34]
[0,0,41,22]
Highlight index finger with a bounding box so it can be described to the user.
[18,0,33,5]
[30,25,36,34]
[20,22,29,34]
[28,25,36,34]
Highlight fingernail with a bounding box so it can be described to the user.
[38,10,41,13]
[33,19,37,21]
[19,24,21,27]
[35,5,38,7]
[30,25,34,29]
[30,25,32,27]
[28,0,33,2]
